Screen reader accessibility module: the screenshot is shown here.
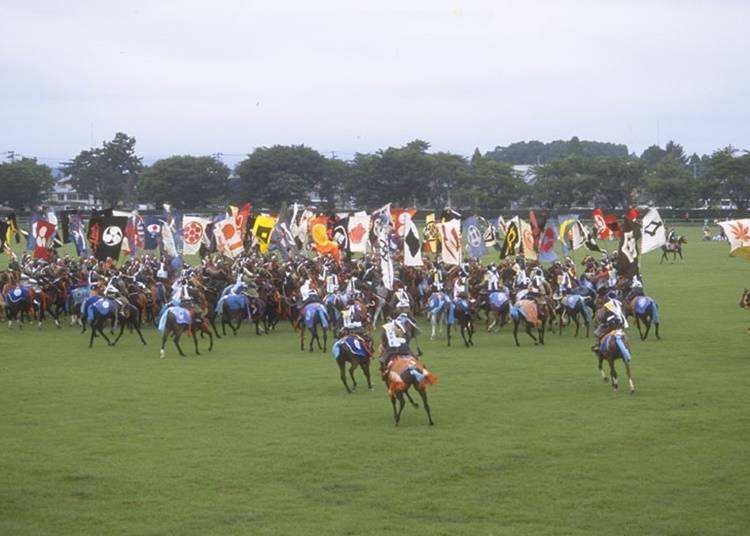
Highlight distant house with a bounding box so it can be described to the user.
[513,164,537,183]
[48,176,100,210]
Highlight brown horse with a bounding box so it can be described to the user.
[510,299,548,346]
[385,355,437,426]
[332,333,374,393]
[660,236,687,263]
[159,308,214,358]
[595,329,635,393]
[739,289,750,333]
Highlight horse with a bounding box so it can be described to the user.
[159,306,213,358]
[595,328,636,393]
[483,290,511,332]
[625,294,661,340]
[452,297,475,347]
[297,302,330,352]
[660,236,687,263]
[384,355,437,426]
[67,286,91,326]
[219,294,250,336]
[426,291,452,342]
[86,297,147,348]
[323,292,347,332]
[331,333,374,393]
[556,293,592,337]
[4,286,33,328]
[740,289,750,333]
[510,299,547,346]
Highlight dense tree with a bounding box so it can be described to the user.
[531,156,588,209]
[235,145,329,208]
[708,147,750,210]
[588,156,644,209]
[0,158,55,210]
[486,137,628,165]
[456,157,526,210]
[644,155,695,208]
[140,155,230,209]
[62,132,142,206]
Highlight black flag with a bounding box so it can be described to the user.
[333,216,350,254]
[500,221,520,259]
[94,214,128,261]
[617,217,641,278]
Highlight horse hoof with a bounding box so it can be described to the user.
[602,377,609,384]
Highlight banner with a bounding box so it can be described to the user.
[423,213,438,253]
[463,216,486,258]
[332,216,350,254]
[252,214,277,254]
[310,215,340,263]
[641,208,667,254]
[143,216,161,250]
[519,218,537,261]
[500,218,520,259]
[617,216,641,278]
[94,215,128,261]
[183,216,210,255]
[70,213,87,256]
[391,208,416,238]
[718,219,750,259]
[33,220,56,260]
[214,217,244,258]
[347,211,370,253]
[403,219,423,266]
[161,220,178,257]
[538,218,558,263]
[437,219,462,265]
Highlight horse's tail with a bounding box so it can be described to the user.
[318,308,329,329]
[409,367,438,389]
[581,300,591,323]
[650,300,659,324]
[615,335,632,363]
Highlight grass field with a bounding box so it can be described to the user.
[1,226,749,535]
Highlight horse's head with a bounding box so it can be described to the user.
[679,236,688,244]
[740,289,750,309]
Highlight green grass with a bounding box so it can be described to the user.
[1,227,749,535]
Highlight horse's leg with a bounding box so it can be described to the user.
[89,319,97,348]
[642,315,651,340]
[160,329,169,358]
[338,358,352,393]
[430,315,437,340]
[417,388,434,425]
[134,320,147,345]
[395,393,406,425]
[654,321,660,340]
[624,361,635,393]
[538,321,545,345]
[598,354,608,383]
[98,321,112,346]
[300,327,305,351]
[446,323,451,347]
[221,316,227,336]
[348,361,358,391]
[112,322,126,346]
[525,321,538,345]
[636,316,644,340]
[468,319,474,346]
[608,358,618,390]
[174,329,187,357]
[210,315,222,339]
[322,328,327,352]
[390,394,400,424]
[584,317,590,338]
[513,319,520,346]
[573,312,580,337]
[362,360,373,390]
[404,390,419,408]
[192,330,201,355]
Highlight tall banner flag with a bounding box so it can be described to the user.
[437,219,462,265]
[161,220,178,257]
[27,212,39,251]
[252,214,278,254]
[94,215,128,261]
[59,210,72,244]
[592,208,620,240]
[6,214,20,245]
[500,218,520,259]
[183,216,210,255]
[70,213,87,256]
[144,216,161,250]
[463,216,486,258]
[87,209,111,254]
[347,211,370,253]
[479,217,497,250]
[519,218,537,261]
[641,208,667,254]
[391,208,416,238]
[33,220,56,260]
[617,213,641,278]
[403,219,423,266]
[332,216,350,255]
[369,203,392,251]
[440,208,462,222]
[538,218,558,263]
[310,215,340,263]
[236,203,251,239]
[214,217,244,258]
[423,213,438,253]
[718,219,750,259]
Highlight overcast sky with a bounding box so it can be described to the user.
[2,0,748,166]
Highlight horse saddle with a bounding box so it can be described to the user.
[6,287,29,303]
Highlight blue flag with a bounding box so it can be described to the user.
[144,216,162,250]
[463,216,486,258]
[27,212,39,250]
[538,218,559,263]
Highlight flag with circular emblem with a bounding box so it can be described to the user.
[182,216,210,255]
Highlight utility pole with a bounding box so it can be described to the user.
[5,150,17,162]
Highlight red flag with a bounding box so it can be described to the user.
[235,203,252,239]
[34,220,56,260]
[391,208,417,238]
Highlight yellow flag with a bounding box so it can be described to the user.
[252,214,277,254]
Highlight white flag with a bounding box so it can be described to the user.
[718,219,750,259]
[161,220,177,257]
[347,211,370,253]
[641,208,667,254]
[404,219,423,266]
[437,219,462,265]
[182,216,210,255]
[519,218,537,261]
[214,217,244,258]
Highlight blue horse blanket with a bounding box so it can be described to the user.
[302,303,329,329]
[488,291,509,309]
[601,331,632,363]
[331,335,370,359]
[5,287,29,304]
[158,306,192,333]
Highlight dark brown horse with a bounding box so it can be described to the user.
[332,333,374,393]
[159,308,214,358]
[385,355,437,426]
[660,236,687,263]
[595,329,635,393]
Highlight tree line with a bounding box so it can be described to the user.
[1,133,749,212]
